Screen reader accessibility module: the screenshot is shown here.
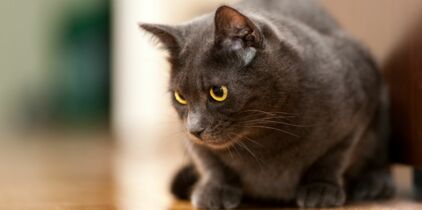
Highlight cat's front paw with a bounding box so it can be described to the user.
[296,182,345,208]
[191,181,242,209]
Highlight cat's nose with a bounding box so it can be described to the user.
[189,128,205,139]
[187,111,205,139]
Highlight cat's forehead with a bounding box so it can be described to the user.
[171,59,235,95]
[171,17,245,90]
[179,25,214,64]
[172,64,227,88]
[181,14,214,40]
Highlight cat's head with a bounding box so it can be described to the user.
[141,6,301,149]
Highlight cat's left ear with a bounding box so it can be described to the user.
[214,6,263,48]
[139,23,182,59]
[214,6,263,65]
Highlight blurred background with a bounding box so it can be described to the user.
[0,0,110,133]
[0,0,421,209]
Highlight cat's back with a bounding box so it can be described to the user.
[237,0,340,35]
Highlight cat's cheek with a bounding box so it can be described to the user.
[171,103,188,119]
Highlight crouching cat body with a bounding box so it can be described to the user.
[141,0,394,208]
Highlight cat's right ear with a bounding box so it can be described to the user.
[139,23,182,59]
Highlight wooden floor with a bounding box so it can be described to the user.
[0,132,421,210]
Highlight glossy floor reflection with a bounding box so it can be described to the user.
[0,132,421,210]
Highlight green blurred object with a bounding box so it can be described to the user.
[52,2,110,127]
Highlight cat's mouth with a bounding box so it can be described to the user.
[188,133,233,149]
[205,140,238,150]
[187,131,246,149]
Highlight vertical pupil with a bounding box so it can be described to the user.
[213,86,223,97]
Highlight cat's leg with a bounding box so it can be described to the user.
[296,138,352,208]
[170,163,199,200]
[347,167,394,201]
[188,144,242,209]
[346,126,395,201]
[346,94,395,201]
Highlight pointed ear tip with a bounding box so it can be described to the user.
[216,5,235,14]
[138,23,151,30]
[215,5,244,19]
[139,23,161,34]
[217,5,234,11]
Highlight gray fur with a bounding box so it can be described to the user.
[141,0,394,208]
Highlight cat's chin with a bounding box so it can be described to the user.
[204,140,236,150]
[188,134,236,150]
[189,135,244,150]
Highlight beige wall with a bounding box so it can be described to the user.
[321,0,422,63]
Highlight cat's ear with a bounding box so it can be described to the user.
[214,6,263,50]
[139,23,182,59]
[214,6,263,65]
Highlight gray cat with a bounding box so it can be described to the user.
[140,0,394,208]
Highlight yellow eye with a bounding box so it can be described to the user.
[174,91,187,105]
[210,85,228,102]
